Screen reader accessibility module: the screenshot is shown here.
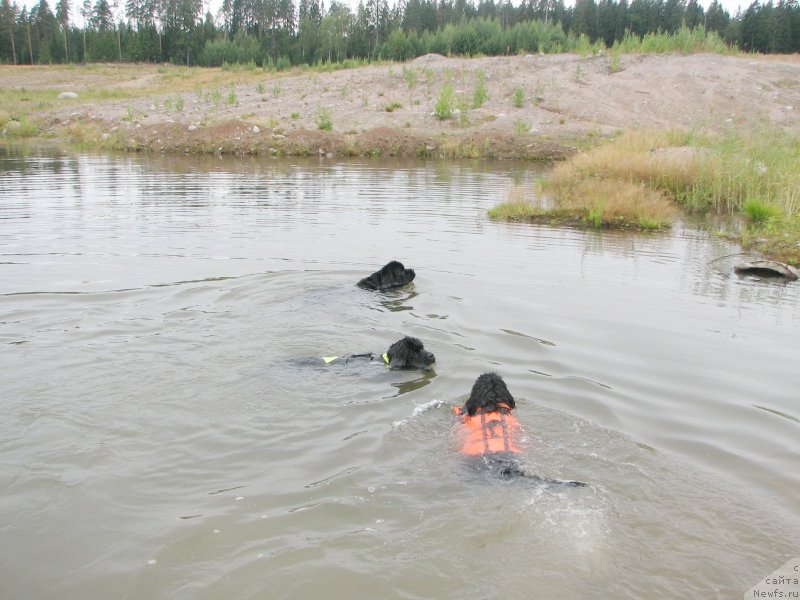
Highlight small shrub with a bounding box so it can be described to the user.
[512,88,525,108]
[743,198,777,222]
[175,96,184,112]
[316,107,333,131]
[385,101,403,112]
[226,87,238,106]
[587,206,604,227]
[257,81,266,94]
[434,83,455,120]
[291,112,300,120]
[403,66,418,92]
[424,67,435,91]
[402,66,416,86]
[473,71,488,108]
[514,120,530,134]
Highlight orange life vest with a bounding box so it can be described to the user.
[455,403,523,456]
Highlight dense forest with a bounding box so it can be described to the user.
[1,0,799,67]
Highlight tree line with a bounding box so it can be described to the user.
[1,0,799,67]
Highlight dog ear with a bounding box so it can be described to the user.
[387,337,416,368]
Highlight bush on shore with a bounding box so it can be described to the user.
[490,128,800,263]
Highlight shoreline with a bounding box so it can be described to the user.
[3,54,799,264]
[4,53,798,161]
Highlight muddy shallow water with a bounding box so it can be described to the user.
[1,146,798,600]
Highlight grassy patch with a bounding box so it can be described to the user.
[2,116,41,137]
[226,87,238,106]
[403,65,419,104]
[512,88,525,108]
[743,198,779,222]
[316,106,333,131]
[0,64,281,125]
[473,70,488,108]
[514,120,530,135]
[490,128,800,260]
[609,53,624,74]
[490,180,675,229]
[434,83,455,120]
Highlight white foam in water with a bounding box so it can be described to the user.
[526,492,609,554]
[392,399,444,429]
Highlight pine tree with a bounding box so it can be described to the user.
[80,0,90,58]
[704,0,730,33]
[55,0,69,59]
[91,0,113,31]
[0,0,18,63]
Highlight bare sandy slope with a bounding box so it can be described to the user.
[4,52,800,157]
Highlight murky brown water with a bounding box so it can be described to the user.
[1,145,798,600]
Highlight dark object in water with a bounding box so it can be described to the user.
[357,260,416,290]
[323,336,435,370]
[733,260,799,281]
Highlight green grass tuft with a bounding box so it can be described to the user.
[316,107,333,131]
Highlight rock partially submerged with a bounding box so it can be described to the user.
[733,259,799,281]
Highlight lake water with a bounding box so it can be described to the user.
[1,145,798,600]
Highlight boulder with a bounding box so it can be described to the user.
[58,91,79,99]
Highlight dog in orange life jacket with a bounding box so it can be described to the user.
[452,373,586,487]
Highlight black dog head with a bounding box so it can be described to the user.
[357,260,416,291]
[386,336,435,370]
[463,372,516,416]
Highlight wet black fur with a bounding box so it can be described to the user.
[325,336,435,370]
[386,336,435,370]
[463,372,516,416]
[459,373,586,488]
[357,260,416,291]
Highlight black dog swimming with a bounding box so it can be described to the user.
[357,260,416,291]
[323,336,435,370]
[452,373,586,488]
